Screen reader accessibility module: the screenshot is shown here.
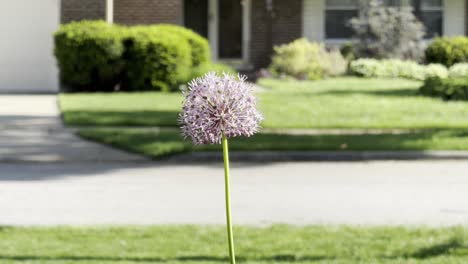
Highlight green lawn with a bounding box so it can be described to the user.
[79,128,468,159]
[0,225,467,263]
[60,77,468,129]
[60,77,468,157]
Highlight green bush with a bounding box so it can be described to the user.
[54,20,126,91]
[325,49,349,77]
[449,63,468,77]
[123,26,192,92]
[349,59,448,80]
[425,64,449,79]
[152,24,210,66]
[269,38,347,80]
[420,77,468,100]
[425,37,468,66]
[340,42,356,61]
[55,21,214,92]
[190,63,236,80]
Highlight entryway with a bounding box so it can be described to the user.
[184,0,250,63]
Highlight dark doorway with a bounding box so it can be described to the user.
[184,0,208,38]
[219,0,243,59]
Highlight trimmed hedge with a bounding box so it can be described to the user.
[54,21,126,92]
[420,77,468,100]
[124,26,192,92]
[425,37,468,67]
[153,24,210,66]
[349,59,448,80]
[54,21,212,92]
[449,63,468,78]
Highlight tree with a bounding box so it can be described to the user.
[349,0,426,61]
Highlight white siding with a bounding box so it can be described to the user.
[444,0,466,36]
[0,0,59,93]
[302,0,325,42]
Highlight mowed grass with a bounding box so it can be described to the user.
[60,77,468,129]
[79,128,468,158]
[60,77,468,156]
[0,225,467,263]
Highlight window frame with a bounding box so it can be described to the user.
[323,0,444,41]
[324,0,359,40]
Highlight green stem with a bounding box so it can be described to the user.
[222,135,236,264]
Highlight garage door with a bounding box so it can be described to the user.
[0,0,59,93]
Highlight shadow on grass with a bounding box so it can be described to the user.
[411,236,466,259]
[62,110,180,127]
[0,254,332,263]
[79,128,468,160]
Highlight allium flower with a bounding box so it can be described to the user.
[180,72,263,145]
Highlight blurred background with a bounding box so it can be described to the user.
[1,0,468,263]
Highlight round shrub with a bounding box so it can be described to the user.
[269,38,347,80]
[449,63,468,77]
[124,26,192,92]
[420,77,468,100]
[54,20,125,91]
[425,37,468,66]
[153,24,210,66]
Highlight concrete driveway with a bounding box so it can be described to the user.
[1,160,468,226]
[0,95,146,162]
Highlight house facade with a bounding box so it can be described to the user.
[0,0,466,93]
[63,0,467,70]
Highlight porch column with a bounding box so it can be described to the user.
[466,0,468,35]
[106,0,114,24]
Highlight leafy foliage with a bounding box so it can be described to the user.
[449,63,468,77]
[124,26,192,92]
[54,20,126,92]
[350,59,448,80]
[55,21,211,92]
[350,0,425,61]
[420,77,468,100]
[152,24,210,66]
[426,37,468,66]
[269,38,347,80]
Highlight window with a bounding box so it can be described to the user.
[411,0,443,38]
[324,0,443,39]
[325,0,358,39]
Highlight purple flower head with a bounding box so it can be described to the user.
[180,72,263,145]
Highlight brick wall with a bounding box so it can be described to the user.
[250,0,303,68]
[114,0,182,25]
[61,0,182,25]
[61,0,106,23]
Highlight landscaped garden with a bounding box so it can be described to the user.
[1,225,468,263]
[60,77,468,158]
[55,1,468,159]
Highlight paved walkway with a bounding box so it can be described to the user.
[0,95,146,162]
[1,160,468,226]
